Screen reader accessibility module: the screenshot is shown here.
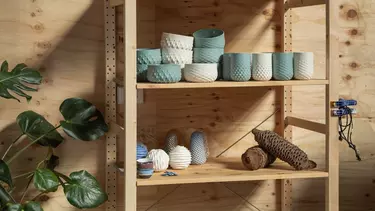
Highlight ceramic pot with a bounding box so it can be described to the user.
[190,131,208,165]
[272,52,294,81]
[193,29,225,48]
[252,53,272,81]
[164,130,180,154]
[169,146,192,170]
[160,33,194,51]
[137,158,154,179]
[162,48,193,68]
[184,64,218,83]
[147,149,170,172]
[223,53,251,81]
[137,64,148,82]
[193,48,224,63]
[147,64,181,83]
[137,48,161,64]
[136,142,148,160]
[294,52,314,80]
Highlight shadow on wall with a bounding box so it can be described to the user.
[0,0,107,207]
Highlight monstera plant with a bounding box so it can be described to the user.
[0,61,108,210]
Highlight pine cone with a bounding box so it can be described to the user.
[241,146,276,170]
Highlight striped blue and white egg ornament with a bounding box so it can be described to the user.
[137,142,148,160]
[190,131,207,165]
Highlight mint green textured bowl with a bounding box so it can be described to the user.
[137,48,161,64]
[193,29,225,48]
[147,64,181,83]
[137,64,148,82]
[193,48,224,63]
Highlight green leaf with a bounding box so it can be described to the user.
[59,98,108,141]
[17,111,63,148]
[1,61,8,73]
[0,62,42,102]
[23,201,43,211]
[0,160,12,188]
[0,185,14,207]
[33,168,59,192]
[5,204,22,211]
[63,170,107,209]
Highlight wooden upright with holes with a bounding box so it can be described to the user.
[280,0,293,210]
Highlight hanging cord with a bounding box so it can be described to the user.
[216,109,280,158]
[338,106,361,161]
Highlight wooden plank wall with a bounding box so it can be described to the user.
[0,0,374,211]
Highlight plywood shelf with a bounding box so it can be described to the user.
[136,158,328,186]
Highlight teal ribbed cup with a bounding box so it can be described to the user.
[137,48,162,64]
[193,48,224,63]
[272,52,293,81]
[193,29,225,48]
[223,53,251,81]
[147,64,181,83]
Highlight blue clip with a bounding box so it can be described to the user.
[332,99,357,108]
[161,171,178,176]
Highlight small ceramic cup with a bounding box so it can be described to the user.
[294,52,314,80]
[137,158,154,179]
[223,53,252,81]
[272,52,293,81]
[252,53,273,81]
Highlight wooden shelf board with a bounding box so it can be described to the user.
[136,158,328,186]
[135,80,329,89]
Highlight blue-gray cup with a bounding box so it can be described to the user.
[193,29,225,48]
[272,52,293,81]
[223,53,252,81]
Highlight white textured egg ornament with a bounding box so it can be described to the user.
[147,149,170,172]
[169,146,192,170]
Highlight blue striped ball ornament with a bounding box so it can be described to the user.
[137,142,148,160]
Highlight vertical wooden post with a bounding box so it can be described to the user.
[280,0,293,210]
[326,0,340,210]
[124,0,137,210]
[104,1,117,210]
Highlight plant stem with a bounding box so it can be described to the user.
[53,171,71,183]
[2,133,25,160]
[12,171,33,180]
[6,125,61,165]
[30,183,63,201]
[20,175,33,203]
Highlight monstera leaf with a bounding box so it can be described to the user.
[63,170,107,208]
[5,202,43,211]
[59,98,108,141]
[17,111,64,148]
[33,168,59,192]
[0,160,12,188]
[0,61,42,102]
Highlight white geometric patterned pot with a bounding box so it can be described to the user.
[147,149,170,172]
[162,48,193,68]
[252,53,272,81]
[169,146,192,170]
[190,131,208,165]
[184,64,218,83]
[294,52,314,80]
[161,33,194,51]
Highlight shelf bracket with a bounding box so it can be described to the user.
[285,116,326,134]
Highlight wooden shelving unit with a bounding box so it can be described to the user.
[104,0,340,210]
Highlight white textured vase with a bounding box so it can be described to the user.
[252,53,272,81]
[169,146,192,170]
[162,48,193,68]
[184,64,218,83]
[147,149,170,172]
[294,52,314,80]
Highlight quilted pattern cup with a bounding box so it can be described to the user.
[252,53,273,81]
[223,53,252,81]
[137,48,161,64]
[184,64,218,83]
[272,52,293,81]
[161,33,194,51]
[294,52,314,80]
[137,158,154,179]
